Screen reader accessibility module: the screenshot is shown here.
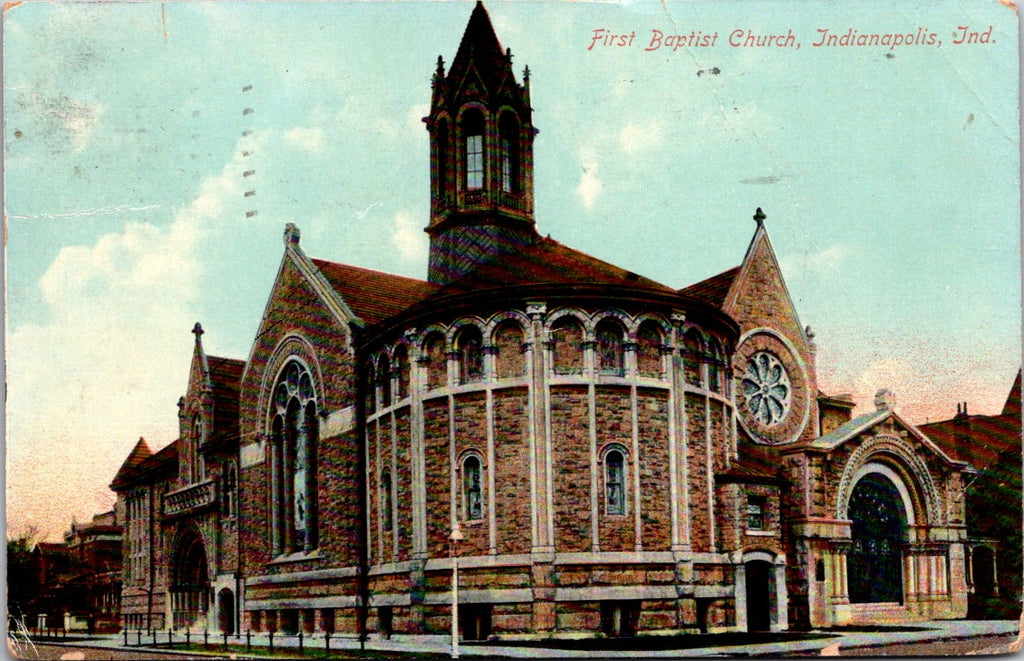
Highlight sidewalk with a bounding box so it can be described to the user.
[27,619,1022,658]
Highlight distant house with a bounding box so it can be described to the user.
[920,371,1023,617]
[62,511,124,632]
[9,512,123,634]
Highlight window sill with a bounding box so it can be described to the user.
[269,549,322,565]
[745,529,777,537]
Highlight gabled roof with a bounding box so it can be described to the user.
[312,259,441,326]
[110,439,178,490]
[799,406,964,468]
[678,266,740,308]
[1003,369,1021,418]
[919,412,1021,471]
[110,437,152,490]
[433,236,674,296]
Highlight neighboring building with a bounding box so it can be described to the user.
[62,511,124,632]
[8,512,123,633]
[111,331,244,633]
[111,2,1016,639]
[920,371,1023,618]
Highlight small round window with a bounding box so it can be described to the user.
[742,352,791,426]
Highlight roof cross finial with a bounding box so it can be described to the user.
[754,207,766,226]
[192,322,204,341]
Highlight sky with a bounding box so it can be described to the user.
[4,0,1020,541]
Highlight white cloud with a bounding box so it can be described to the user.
[284,126,324,153]
[6,140,253,540]
[618,119,662,155]
[576,147,603,209]
[780,244,850,278]
[391,210,427,262]
[407,103,430,133]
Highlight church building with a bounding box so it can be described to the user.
[113,2,1002,639]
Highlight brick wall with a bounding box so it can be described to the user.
[551,386,593,552]
[638,389,670,550]
[493,389,530,554]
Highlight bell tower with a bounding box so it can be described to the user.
[425,1,539,284]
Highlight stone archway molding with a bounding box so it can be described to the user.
[835,434,941,525]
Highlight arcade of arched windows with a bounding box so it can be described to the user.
[364,311,732,418]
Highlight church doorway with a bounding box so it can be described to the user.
[745,560,772,632]
[847,472,906,604]
[973,546,996,597]
[217,589,235,635]
[171,530,211,629]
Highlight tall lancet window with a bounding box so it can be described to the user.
[271,360,319,555]
[463,109,485,190]
[462,454,484,521]
[499,112,519,194]
[437,119,449,201]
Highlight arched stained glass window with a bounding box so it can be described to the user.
[394,345,410,400]
[604,447,627,516]
[457,326,484,383]
[463,455,484,521]
[271,360,318,555]
[596,319,625,376]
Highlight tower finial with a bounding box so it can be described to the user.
[192,322,204,341]
[284,223,301,246]
[754,207,766,226]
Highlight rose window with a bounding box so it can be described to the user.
[742,352,791,426]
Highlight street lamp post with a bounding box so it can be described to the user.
[449,523,464,659]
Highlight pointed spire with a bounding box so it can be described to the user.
[449,1,514,95]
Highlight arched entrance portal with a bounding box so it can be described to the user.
[847,473,906,604]
[171,530,210,630]
[217,589,235,634]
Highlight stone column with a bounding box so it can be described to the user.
[526,302,552,553]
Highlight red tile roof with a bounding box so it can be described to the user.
[919,412,1021,471]
[1003,369,1021,418]
[110,438,152,490]
[678,266,740,308]
[434,237,674,296]
[312,260,440,326]
[110,439,178,490]
[208,355,244,445]
[718,438,782,482]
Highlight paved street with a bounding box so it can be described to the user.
[7,620,1021,660]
